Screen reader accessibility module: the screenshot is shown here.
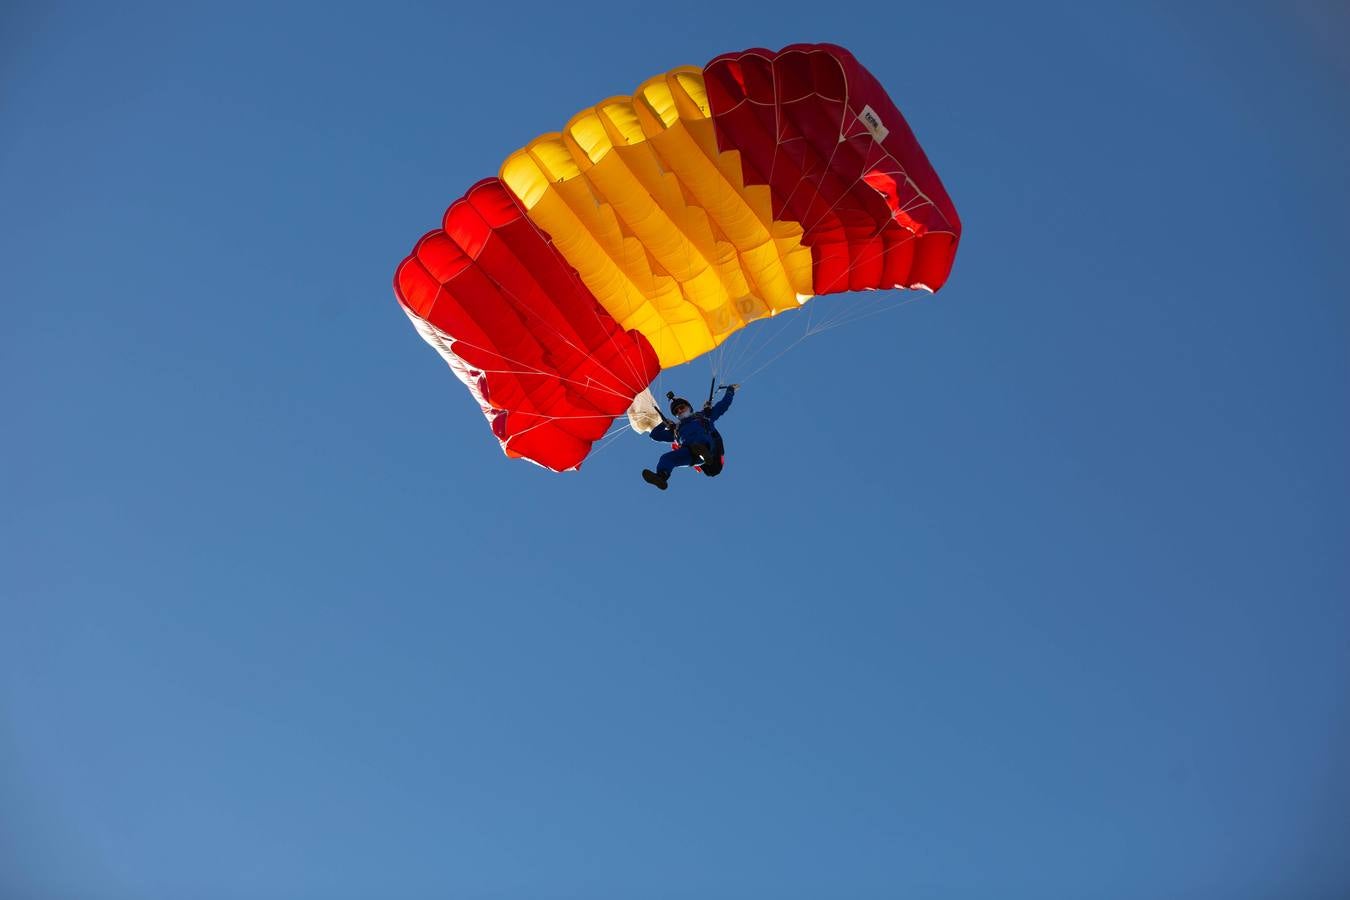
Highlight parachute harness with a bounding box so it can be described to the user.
[662,389,725,473]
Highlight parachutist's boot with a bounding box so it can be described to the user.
[642,469,669,490]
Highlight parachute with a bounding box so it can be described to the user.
[394,43,962,472]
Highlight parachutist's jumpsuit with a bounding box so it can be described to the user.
[649,386,734,478]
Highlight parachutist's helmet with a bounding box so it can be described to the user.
[669,397,692,416]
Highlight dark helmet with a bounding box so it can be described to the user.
[669,396,692,416]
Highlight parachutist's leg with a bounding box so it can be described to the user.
[642,447,693,491]
[657,447,695,477]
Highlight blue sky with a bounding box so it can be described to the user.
[3,2,1348,898]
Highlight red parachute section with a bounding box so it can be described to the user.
[704,44,961,296]
[394,179,661,471]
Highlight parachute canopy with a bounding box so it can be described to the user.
[395,43,962,472]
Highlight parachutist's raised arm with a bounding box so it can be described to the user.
[650,422,676,443]
[706,384,736,421]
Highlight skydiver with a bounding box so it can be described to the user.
[641,385,737,490]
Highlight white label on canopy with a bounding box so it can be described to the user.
[859,105,889,142]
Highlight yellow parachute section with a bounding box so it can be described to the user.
[500,68,815,368]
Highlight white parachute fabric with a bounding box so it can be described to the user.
[626,388,663,434]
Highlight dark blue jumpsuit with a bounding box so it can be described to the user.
[649,386,734,477]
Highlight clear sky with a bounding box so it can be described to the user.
[4,2,1348,898]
